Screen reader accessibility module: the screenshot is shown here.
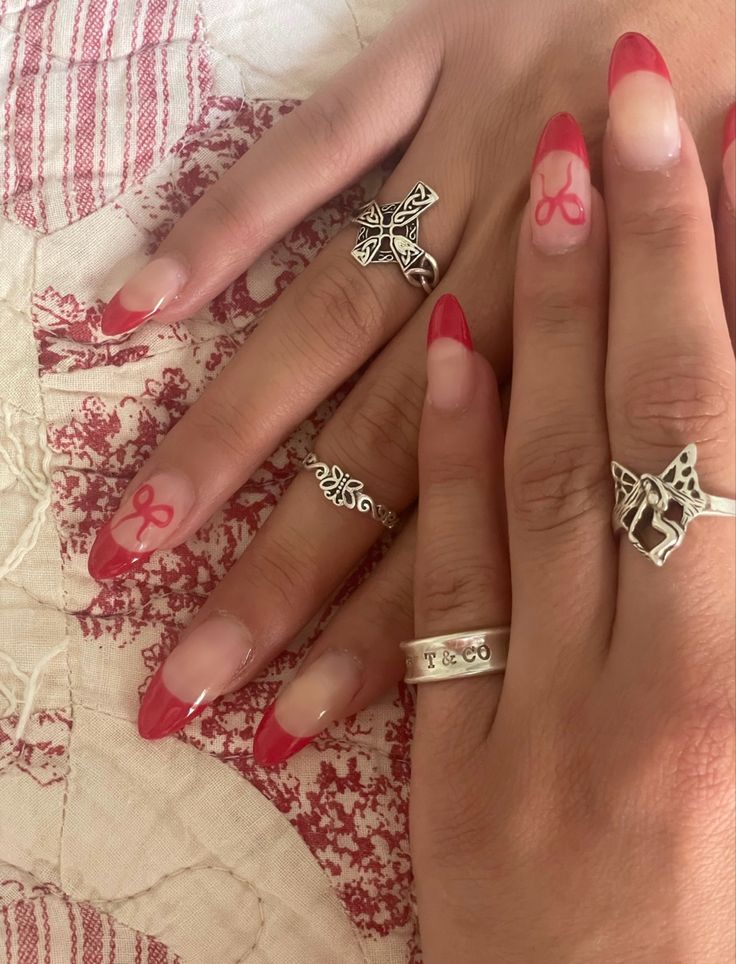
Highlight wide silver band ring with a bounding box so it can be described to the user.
[401,627,509,684]
[612,443,736,566]
[302,452,399,529]
[351,181,440,295]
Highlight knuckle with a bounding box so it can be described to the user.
[293,91,354,174]
[249,528,316,610]
[364,568,414,630]
[292,256,385,363]
[620,355,734,456]
[617,200,703,255]
[520,280,601,337]
[328,372,423,498]
[199,185,265,249]
[187,388,252,463]
[419,541,501,627]
[508,425,610,535]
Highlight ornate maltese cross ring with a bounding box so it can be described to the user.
[351,181,440,294]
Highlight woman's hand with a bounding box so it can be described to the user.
[410,37,734,964]
[88,0,736,749]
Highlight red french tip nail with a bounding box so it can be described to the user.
[88,522,151,581]
[723,104,736,157]
[137,665,209,740]
[532,112,589,171]
[100,292,153,336]
[608,32,671,94]
[252,701,314,766]
[427,294,473,351]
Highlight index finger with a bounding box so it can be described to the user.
[100,10,440,335]
[413,294,510,756]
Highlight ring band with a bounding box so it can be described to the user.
[351,181,440,295]
[401,627,509,684]
[612,443,736,566]
[302,452,399,529]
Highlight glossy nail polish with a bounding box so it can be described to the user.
[138,614,253,739]
[608,32,680,171]
[723,104,736,212]
[427,293,473,350]
[101,256,187,335]
[530,112,591,254]
[253,650,363,766]
[426,294,475,412]
[88,472,195,581]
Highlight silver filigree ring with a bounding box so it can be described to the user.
[612,443,736,566]
[302,452,399,529]
[401,628,510,684]
[351,181,440,295]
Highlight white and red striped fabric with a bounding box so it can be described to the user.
[0,2,416,963]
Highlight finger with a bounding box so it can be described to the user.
[132,290,459,738]
[134,457,403,739]
[137,502,416,748]
[717,104,735,337]
[413,296,510,759]
[89,141,472,581]
[604,35,736,665]
[100,8,441,335]
[250,518,416,767]
[128,234,511,735]
[504,113,613,699]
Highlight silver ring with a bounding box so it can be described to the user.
[302,452,399,529]
[612,443,736,566]
[401,628,509,684]
[351,181,440,295]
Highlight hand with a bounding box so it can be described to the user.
[410,37,734,964]
[88,0,736,755]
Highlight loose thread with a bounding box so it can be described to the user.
[0,641,68,745]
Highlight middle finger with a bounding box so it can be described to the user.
[505,112,613,700]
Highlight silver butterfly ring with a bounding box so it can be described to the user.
[612,443,736,566]
[302,452,399,530]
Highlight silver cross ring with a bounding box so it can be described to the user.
[351,181,440,295]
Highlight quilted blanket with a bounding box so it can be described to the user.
[0,1,418,961]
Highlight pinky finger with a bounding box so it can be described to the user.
[251,520,416,766]
[718,104,736,337]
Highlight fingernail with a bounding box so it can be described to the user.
[253,650,363,766]
[138,614,254,740]
[608,32,680,171]
[101,256,187,335]
[530,112,591,254]
[426,293,475,412]
[723,104,736,213]
[88,472,195,581]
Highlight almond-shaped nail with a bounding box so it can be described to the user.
[723,104,736,213]
[88,472,195,581]
[253,650,363,766]
[426,293,475,412]
[101,256,187,335]
[138,614,254,739]
[608,32,680,171]
[531,112,591,254]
